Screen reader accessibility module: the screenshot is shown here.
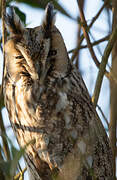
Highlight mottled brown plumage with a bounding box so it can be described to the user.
[3,3,113,180]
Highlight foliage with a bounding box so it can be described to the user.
[0,135,26,180]
[0,0,74,20]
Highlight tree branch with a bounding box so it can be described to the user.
[71,0,109,62]
[1,0,6,91]
[69,35,110,53]
[14,167,27,180]
[0,0,10,161]
[92,23,117,107]
[75,0,85,68]
[77,1,100,67]
[97,104,109,128]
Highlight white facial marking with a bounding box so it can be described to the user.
[56,92,68,112]
[87,156,93,168]
[70,130,77,139]
[77,141,86,154]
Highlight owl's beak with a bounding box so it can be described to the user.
[42,2,56,37]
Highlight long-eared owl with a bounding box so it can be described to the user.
[3,3,113,180]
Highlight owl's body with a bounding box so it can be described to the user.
[4,3,113,180]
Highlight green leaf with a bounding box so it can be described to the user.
[14,6,26,25]
[9,138,35,178]
[0,136,24,179]
[10,146,25,178]
[14,0,75,20]
[0,135,35,179]
[0,160,11,179]
[6,5,26,25]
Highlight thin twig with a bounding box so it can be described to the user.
[75,0,85,68]
[68,35,110,53]
[14,167,27,180]
[77,0,111,81]
[0,111,10,160]
[75,18,82,68]
[89,0,109,30]
[77,0,100,67]
[0,0,10,160]
[92,23,117,107]
[97,104,109,128]
[89,31,103,56]
[71,0,109,62]
[109,2,117,178]
[1,0,7,92]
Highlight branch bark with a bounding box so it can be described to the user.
[0,0,10,161]
[69,35,110,53]
[109,0,117,178]
[92,22,117,107]
[75,0,85,68]
[71,0,109,62]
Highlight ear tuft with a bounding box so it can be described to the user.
[42,2,56,33]
[5,6,24,34]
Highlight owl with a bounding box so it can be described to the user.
[3,3,113,180]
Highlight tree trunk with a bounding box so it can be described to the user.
[110,0,117,179]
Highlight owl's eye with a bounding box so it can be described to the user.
[15,55,24,59]
[48,50,57,57]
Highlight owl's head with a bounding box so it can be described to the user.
[5,3,69,82]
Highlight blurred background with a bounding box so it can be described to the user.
[0,0,115,179]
